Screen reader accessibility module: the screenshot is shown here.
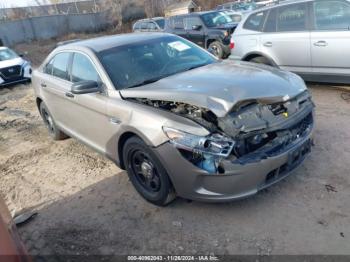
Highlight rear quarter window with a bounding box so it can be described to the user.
[243,11,267,31]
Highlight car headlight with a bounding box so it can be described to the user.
[162,127,235,157]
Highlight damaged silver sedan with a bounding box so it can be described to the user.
[33,33,315,206]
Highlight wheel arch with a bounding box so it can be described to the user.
[117,131,139,170]
[116,128,160,170]
[36,97,43,113]
[206,38,220,49]
[242,52,279,67]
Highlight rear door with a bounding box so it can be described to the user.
[310,0,350,76]
[260,3,312,73]
[171,16,188,39]
[184,16,205,47]
[39,52,73,129]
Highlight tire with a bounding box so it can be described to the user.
[208,41,224,59]
[249,56,273,66]
[39,102,67,141]
[123,136,176,206]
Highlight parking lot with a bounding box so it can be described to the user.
[0,37,350,255]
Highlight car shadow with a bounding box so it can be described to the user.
[17,164,308,258]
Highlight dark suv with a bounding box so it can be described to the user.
[165,11,238,58]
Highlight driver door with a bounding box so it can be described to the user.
[63,52,110,153]
[184,16,205,47]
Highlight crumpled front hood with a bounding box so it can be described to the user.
[120,60,308,117]
[0,57,25,69]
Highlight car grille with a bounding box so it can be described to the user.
[0,65,22,79]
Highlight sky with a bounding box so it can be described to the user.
[0,0,85,8]
[0,0,40,7]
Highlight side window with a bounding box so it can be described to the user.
[314,1,350,30]
[71,53,100,83]
[184,17,202,30]
[147,22,157,30]
[223,4,231,10]
[52,52,70,80]
[264,8,277,32]
[277,3,307,31]
[243,11,267,31]
[173,17,185,29]
[44,58,54,75]
[141,22,148,30]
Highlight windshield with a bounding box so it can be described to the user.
[201,11,233,27]
[155,19,165,29]
[0,48,19,61]
[233,3,256,11]
[226,13,242,22]
[98,36,217,90]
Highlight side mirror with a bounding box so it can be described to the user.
[71,80,101,95]
[192,25,202,31]
[19,51,28,57]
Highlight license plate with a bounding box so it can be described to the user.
[287,139,312,170]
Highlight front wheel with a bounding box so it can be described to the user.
[208,41,224,59]
[123,136,175,206]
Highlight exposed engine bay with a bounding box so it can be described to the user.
[128,91,315,173]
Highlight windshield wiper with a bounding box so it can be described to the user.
[126,64,209,89]
[127,77,163,89]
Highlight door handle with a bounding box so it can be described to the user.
[41,83,47,88]
[314,41,328,47]
[263,42,273,47]
[109,117,121,125]
[65,92,74,98]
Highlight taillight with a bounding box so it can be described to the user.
[230,38,235,49]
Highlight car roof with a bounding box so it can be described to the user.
[59,33,174,53]
[171,10,224,18]
[252,0,313,11]
[135,17,164,22]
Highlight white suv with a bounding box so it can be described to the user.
[230,0,350,84]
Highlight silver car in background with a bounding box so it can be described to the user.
[230,0,350,83]
[132,17,165,32]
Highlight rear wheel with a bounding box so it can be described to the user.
[208,41,224,59]
[123,136,175,206]
[249,56,273,66]
[39,102,67,140]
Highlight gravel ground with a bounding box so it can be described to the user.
[0,45,350,257]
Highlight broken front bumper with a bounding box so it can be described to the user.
[154,126,314,202]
